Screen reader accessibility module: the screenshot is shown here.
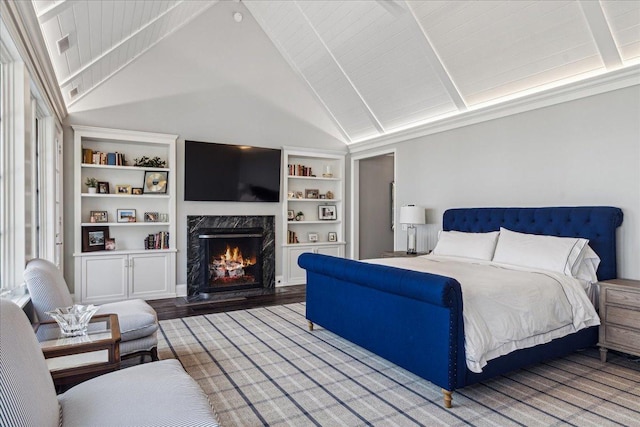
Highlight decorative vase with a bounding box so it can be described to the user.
[295,214,304,221]
[88,187,97,194]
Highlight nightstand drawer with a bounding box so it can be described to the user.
[605,288,640,306]
[605,325,640,349]
[605,306,640,329]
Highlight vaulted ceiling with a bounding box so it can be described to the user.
[31,0,640,145]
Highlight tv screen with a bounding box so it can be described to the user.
[184,141,281,202]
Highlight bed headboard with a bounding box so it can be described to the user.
[442,207,623,281]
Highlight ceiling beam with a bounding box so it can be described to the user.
[406,2,467,112]
[35,0,77,24]
[578,0,623,70]
[295,1,386,135]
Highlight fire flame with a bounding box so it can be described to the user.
[218,245,255,269]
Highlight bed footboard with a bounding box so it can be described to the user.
[298,253,466,405]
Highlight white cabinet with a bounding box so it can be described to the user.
[73,126,177,303]
[286,244,345,284]
[282,148,346,285]
[79,252,174,304]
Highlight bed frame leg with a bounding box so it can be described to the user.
[442,389,453,408]
[308,320,314,331]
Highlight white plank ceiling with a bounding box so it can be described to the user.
[31,0,640,144]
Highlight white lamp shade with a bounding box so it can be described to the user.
[399,205,425,225]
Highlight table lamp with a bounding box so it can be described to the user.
[399,205,425,254]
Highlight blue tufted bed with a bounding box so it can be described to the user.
[299,207,623,408]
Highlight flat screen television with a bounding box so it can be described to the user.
[184,141,281,202]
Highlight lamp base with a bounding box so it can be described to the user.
[406,225,417,255]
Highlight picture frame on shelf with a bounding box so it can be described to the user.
[318,205,337,220]
[143,171,168,194]
[287,210,295,221]
[144,212,159,222]
[328,232,337,242]
[97,181,110,194]
[90,210,108,223]
[105,238,116,251]
[132,187,143,195]
[305,189,319,199]
[115,184,131,194]
[82,226,109,252]
[308,232,319,242]
[117,209,136,223]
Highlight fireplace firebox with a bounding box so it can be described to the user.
[198,228,263,294]
[187,215,275,300]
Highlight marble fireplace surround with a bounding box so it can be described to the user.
[187,215,275,297]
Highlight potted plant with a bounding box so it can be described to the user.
[85,177,98,194]
[295,211,304,221]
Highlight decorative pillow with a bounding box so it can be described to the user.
[492,227,589,276]
[432,231,500,260]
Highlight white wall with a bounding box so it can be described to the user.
[376,85,639,279]
[62,3,345,293]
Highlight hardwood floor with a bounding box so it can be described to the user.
[148,285,306,321]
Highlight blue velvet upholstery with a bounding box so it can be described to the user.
[300,206,623,404]
[443,206,623,280]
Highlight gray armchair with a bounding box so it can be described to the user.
[0,299,219,426]
[24,258,159,361]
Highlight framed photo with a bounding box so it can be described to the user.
[287,210,295,221]
[115,184,131,194]
[328,232,337,242]
[132,187,143,195]
[305,189,319,199]
[117,209,137,222]
[105,238,116,251]
[144,212,159,222]
[82,226,109,252]
[90,210,108,223]
[318,205,337,220]
[308,232,319,242]
[97,181,110,194]
[143,171,168,194]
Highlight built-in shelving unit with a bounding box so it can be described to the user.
[73,125,177,303]
[281,147,346,285]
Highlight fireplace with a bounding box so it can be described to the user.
[198,228,263,294]
[187,215,275,299]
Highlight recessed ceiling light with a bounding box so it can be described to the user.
[57,34,70,54]
[233,12,243,23]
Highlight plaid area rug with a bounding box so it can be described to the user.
[158,303,640,427]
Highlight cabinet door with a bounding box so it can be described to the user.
[317,245,343,257]
[129,252,171,299]
[286,246,315,285]
[81,255,128,304]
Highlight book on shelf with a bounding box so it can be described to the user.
[82,148,125,166]
[145,231,169,250]
[288,164,314,177]
[287,230,299,244]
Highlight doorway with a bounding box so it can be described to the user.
[353,152,395,260]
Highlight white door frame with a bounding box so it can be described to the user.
[349,148,396,260]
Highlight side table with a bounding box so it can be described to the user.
[597,279,640,362]
[36,314,121,389]
[380,250,430,258]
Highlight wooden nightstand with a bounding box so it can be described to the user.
[597,279,640,362]
[380,250,430,258]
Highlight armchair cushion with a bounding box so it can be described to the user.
[24,258,74,322]
[97,299,158,342]
[59,360,219,427]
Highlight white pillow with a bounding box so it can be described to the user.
[432,231,500,261]
[573,245,600,283]
[492,227,589,276]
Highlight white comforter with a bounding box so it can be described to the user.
[366,255,600,373]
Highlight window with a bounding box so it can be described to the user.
[1,15,62,295]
